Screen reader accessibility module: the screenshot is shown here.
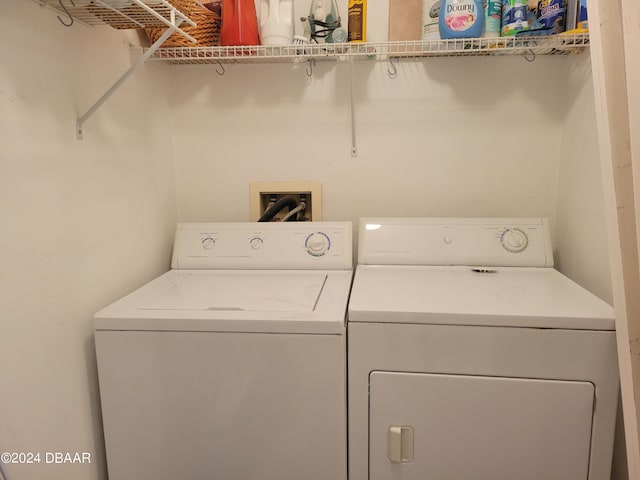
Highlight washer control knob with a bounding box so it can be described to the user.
[202,236,216,249]
[500,228,528,253]
[306,232,331,257]
[249,237,264,250]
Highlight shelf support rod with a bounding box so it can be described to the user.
[349,56,358,157]
[76,21,180,140]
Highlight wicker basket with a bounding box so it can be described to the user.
[145,2,221,47]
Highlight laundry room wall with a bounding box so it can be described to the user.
[553,52,613,305]
[170,57,565,221]
[0,2,176,480]
[171,0,560,226]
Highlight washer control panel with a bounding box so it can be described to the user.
[359,218,553,267]
[172,222,352,270]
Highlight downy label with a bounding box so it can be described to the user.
[443,0,478,32]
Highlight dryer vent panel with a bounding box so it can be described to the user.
[250,181,322,222]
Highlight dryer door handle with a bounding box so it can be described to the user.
[387,425,414,463]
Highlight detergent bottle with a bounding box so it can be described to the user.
[220,0,261,46]
[482,0,502,37]
[439,0,484,38]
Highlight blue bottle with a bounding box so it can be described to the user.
[439,0,484,38]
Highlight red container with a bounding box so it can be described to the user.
[220,0,261,46]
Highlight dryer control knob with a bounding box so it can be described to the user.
[500,228,528,253]
[305,232,330,257]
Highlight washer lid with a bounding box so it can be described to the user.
[348,266,614,330]
[140,271,326,312]
[94,269,352,334]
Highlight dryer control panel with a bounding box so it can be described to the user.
[358,218,553,267]
[172,222,353,270]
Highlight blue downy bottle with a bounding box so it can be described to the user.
[439,0,484,38]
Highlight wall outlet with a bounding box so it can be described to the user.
[250,181,322,222]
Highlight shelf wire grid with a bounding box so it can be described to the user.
[37,0,195,29]
[146,33,590,65]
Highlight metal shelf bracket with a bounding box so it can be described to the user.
[34,0,197,139]
[349,57,358,157]
[76,24,179,140]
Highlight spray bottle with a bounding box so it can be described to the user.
[259,0,294,45]
[220,0,261,45]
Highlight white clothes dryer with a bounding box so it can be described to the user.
[94,222,353,480]
[347,218,618,480]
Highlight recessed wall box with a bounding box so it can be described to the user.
[250,181,322,221]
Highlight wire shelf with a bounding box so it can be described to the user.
[146,33,590,65]
[37,0,195,30]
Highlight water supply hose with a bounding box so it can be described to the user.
[281,202,306,222]
[258,196,298,222]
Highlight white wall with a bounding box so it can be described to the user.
[554,53,612,304]
[171,56,567,225]
[0,2,176,479]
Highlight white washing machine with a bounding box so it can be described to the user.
[94,222,352,480]
[348,218,619,480]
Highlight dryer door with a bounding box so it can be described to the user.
[369,371,594,480]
